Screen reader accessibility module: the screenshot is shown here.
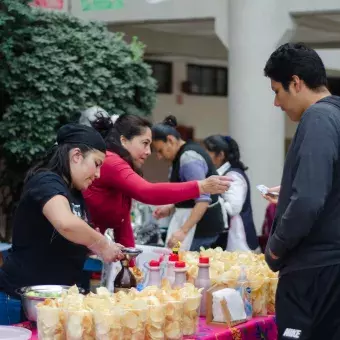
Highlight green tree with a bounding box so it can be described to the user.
[0,0,157,240]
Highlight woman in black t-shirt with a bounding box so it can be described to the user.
[0,123,124,325]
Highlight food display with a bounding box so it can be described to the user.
[35,248,278,339]
[37,282,202,340]
[181,248,278,316]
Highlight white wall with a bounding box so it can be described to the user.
[147,57,228,138]
[149,56,305,141]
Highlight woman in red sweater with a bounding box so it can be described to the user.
[83,114,231,247]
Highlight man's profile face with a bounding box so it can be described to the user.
[271,79,303,122]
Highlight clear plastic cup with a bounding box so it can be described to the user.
[146,304,166,340]
[121,306,147,340]
[93,306,123,340]
[267,277,278,315]
[248,279,269,316]
[63,309,94,340]
[37,306,64,340]
[165,300,184,340]
[182,295,201,336]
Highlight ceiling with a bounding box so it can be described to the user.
[127,19,215,37]
[111,13,340,50]
[292,13,340,48]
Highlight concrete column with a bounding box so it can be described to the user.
[227,0,293,233]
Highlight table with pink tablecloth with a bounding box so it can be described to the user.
[16,315,277,340]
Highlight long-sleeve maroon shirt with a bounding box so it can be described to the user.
[83,151,200,247]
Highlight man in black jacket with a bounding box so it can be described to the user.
[264,43,340,340]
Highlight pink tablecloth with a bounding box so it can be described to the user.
[16,315,277,340]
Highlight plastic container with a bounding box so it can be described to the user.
[93,306,123,340]
[166,254,179,286]
[165,300,184,340]
[236,266,253,320]
[121,306,147,340]
[267,277,278,315]
[145,260,162,288]
[146,303,166,340]
[194,256,211,316]
[172,261,187,289]
[0,326,32,340]
[182,295,201,336]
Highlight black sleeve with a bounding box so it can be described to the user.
[267,105,339,261]
[28,172,69,209]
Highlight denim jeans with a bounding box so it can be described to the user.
[190,235,219,251]
[0,292,22,325]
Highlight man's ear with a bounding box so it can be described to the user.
[292,75,302,93]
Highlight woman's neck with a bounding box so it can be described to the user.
[172,139,186,161]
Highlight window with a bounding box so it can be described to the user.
[146,60,172,94]
[187,64,228,96]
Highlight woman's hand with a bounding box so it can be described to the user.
[153,205,174,220]
[198,175,232,195]
[263,186,280,205]
[89,238,125,262]
[167,229,187,248]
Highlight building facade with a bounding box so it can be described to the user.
[52,0,340,231]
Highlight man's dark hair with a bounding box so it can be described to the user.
[264,43,328,91]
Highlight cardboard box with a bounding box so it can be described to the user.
[206,284,247,327]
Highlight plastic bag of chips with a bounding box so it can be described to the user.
[36,299,65,340]
[93,306,123,340]
[164,300,183,340]
[63,309,94,340]
[248,277,268,316]
[145,303,166,340]
[120,300,148,340]
[267,277,278,315]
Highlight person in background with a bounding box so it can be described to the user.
[259,202,277,253]
[83,114,231,249]
[264,42,340,339]
[0,124,124,325]
[203,135,259,251]
[79,105,119,127]
[152,116,226,251]
[258,186,280,252]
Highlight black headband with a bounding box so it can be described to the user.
[57,123,106,153]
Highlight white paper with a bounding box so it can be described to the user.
[212,288,246,322]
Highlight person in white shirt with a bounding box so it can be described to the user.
[203,135,259,252]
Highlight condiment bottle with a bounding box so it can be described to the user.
[166,253,179,286]
[114,257,137,293]
[146,260,162,288]
[172,261,187,289]
[194,256,211,316]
